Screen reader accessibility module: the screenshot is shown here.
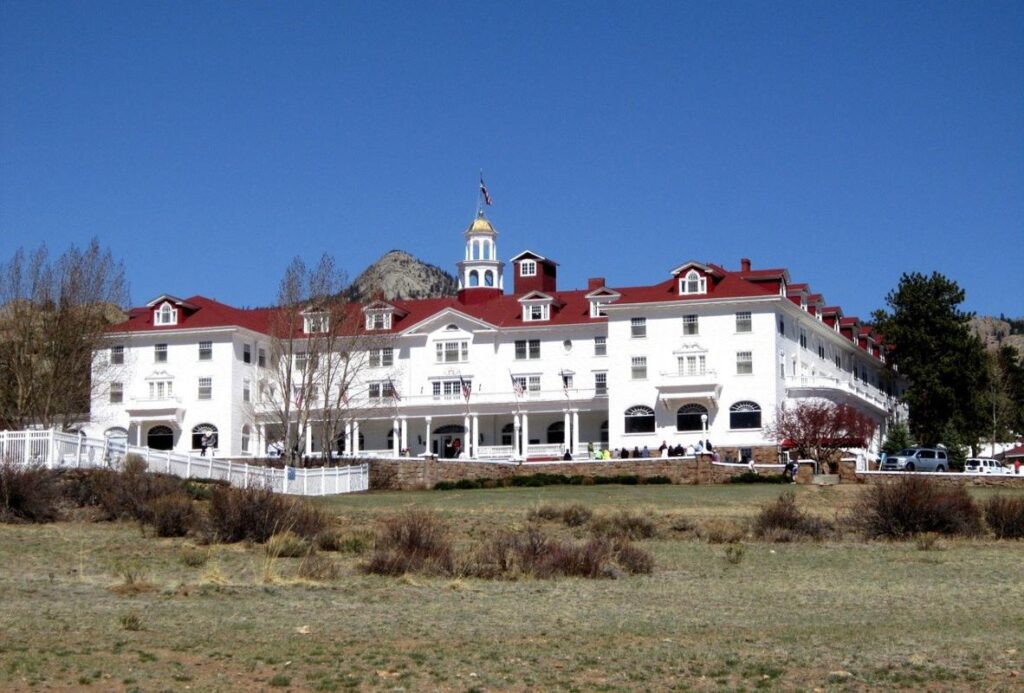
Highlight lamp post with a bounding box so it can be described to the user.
[701,413,708,446]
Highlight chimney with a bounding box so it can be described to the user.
[740,258,751,272]
[587,277,605,291]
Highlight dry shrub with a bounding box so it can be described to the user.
[91,467,186,522]
[984,495,1024,539]
[614,541,655,575]
[528,503,594,527]
[590,511,658,540]
[854,476,983,539]
[723,544,746,565]
[753,493,833,541]
[297,553,341,581]
[0,461,60,523]
[527,504,563,522]
[698,519,746,544]
[668,516,696,534]
[266,531,310,558]
[180,547,209,568]
[471,527,652,579]
[207,486,328,543]
[148,494,196,537]
[361,510,454,576]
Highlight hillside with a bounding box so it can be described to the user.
[348,250,457,302]
[971,315,1024,354]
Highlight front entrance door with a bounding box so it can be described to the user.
[432,424,466,458]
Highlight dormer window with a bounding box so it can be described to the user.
[520,260,537,277]
[524,304,549,322]
[365,312,391,330]
[679,270,707,295]
[590,300,609,318]
[304,313,329,333]
[154,303,178,326]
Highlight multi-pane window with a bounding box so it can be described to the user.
[199,341,212,360]
[111,345,125,365]
[624,406,656,433]
[799,330,808,349]
[730,401,762,429]
[431,379,470,400]
[736,312,752,333]
[147,380,173,400]
[683,315,699,336]
[523,304,549,321]
[243,343,251,364]
[154,303,177,326]
[631,317,646,338]
[198,377,212,400]
[295,352,308,371]
[679,354,706,376]
[590,300,608,318]
[241,426,251,454]
[520,259,537,276]
[258,348,267,368]
[154,344,167,362]
[736,351,753,375]
[514,339,541,360]
[304,313,328,333]
[527,375,541,392]
[594,336,607,356]
[436,341,468,363]
[243,379,251,403]
[680,270,707,295]
[511,375,528,395]
[594,372,608,396]
[631,356,647,380]
[109,382,123,403]
[371,347,395,368]
[676,403,708,432]
[366,312,390,330]
[369,382,396,400]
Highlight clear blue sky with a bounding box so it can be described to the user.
[2,1,1022,318]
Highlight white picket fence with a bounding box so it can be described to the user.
[0,429,368,496]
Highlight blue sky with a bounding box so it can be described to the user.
[2,1,1022,318]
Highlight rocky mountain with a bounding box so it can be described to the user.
[971,315,1024,354]
[349,250,457,302]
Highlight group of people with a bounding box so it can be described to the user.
[583,440,716,461]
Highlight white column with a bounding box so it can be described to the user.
[424,417,432,456]
[563,410,571,453]
[572,409,580,455]
[521,413,529,461]
[304,422,313,457]
[343,421,352,455]
[352,421,360,455]
[392,418,400,458]
[400,417,408,455]
[463,415,470,457]
[513,414,521,459]
[471,414,479,458]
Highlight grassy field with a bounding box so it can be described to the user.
[2,484,1023,691]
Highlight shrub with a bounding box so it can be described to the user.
[91,468,186,522]
[297,553,340,581]
[723,544,746,565]
[590,511,657,540]
[729,471,790,484]
[614,541,655,574]
[753,493,833,541]
[119,612,143,631]
[360,510,454,576]
[207,486,328,543]
[698,519,746,544]
[527,504,563,522]
[471,528,652,579]
[561,503,593,527]
[266,531,310,558]
[180,547,209,568]
[984,495,1024,539]
[0,462,61,523]
[854,476,983,539]
[148,493,196,537]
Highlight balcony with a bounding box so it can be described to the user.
[655,369,722,406]
[125,395,185,423]
[784,375,893,413]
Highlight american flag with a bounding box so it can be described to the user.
[387,377,401,401]
[510,372,524,398]
[479,176,492,206]
[459,375,472,402]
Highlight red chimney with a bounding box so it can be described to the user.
[740,258,751,272]
[587,277,605,291]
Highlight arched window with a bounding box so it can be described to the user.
[484,270,494,287]
[433,424,467,435]
[148,425,174,450]
[624,406,655,434]
[676,403,708,432]
[241,425,251,454]
[191,423,218,450]
[501,423,515,446]
[729,401,762,429]
[682,270,706,295]
[105,426,128,441]
[468,270,479,287]
[547,421,564,444]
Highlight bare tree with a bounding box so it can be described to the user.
[0,240,129,430]
[767,400,878,466]
[256,254,395,463]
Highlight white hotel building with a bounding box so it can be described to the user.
[87,212,899,462]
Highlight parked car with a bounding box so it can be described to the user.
[880,447,949,472]
[964,458,1013,475]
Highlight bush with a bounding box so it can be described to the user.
[614,541,655,574]
[148,493,196,537]
[753,493,833,541]
[90,467,186,522]
[207,486,328,543]
[698,519,746,544]
[266,531,310,558]
[297,553,340,581]
[360,510,454,576]
[590,511,657,540]
[527,503,593,527]
[0,462,61,523]
[854,476,983,539]
[180,547,209,568]
[471,528,652,579]
[729,471,790,484]
[984,495,1024,539]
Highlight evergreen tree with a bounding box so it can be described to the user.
[882,420,913,455]
[873,272,987,447]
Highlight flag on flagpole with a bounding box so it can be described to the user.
[510,371,524,398]
[479,175,492,206]
[561,371,572,399]
[387,377,401,402]
[459,375,472,402]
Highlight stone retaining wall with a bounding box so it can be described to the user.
[854,472,1024,488]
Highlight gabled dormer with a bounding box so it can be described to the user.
[807,293,825,319]
[510,250,558,295]
[670,261,723,296]
[822,306,843,331]
[362,300,408,331]
[585,280,621,318]
[301,307,329,334]
[786,284,810,310]
[518,290,560,322]
[839,317,861,342]
[145,295,198,327]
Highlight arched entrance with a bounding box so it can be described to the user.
[147,425,174,450]
[433,424,467,458]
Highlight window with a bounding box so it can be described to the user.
[295,352,307,371]
[436,341,468,363]
[514,339,541,360]
[154,344,167,363]
[371,347,395,368]
[110,345,124,365]
[799,329,808,349]
[148,425,174,450]
[366,312,391,330]
[631,317,646,338]
[511,375,527,395]
[590,300,608,318]
[736,351,753,375]
[258,347,266,368]
[679,354,706,376]
[677,403,708,432]
[370,382,396,400]
[109,382,123,404]
[243,378,250,403]
[191,424,217,450]
[243,343,251,364]
[546,421,565,445]
[199,341,212,360]
[520,259,536,276]
[730,401,762,429]
[818,343,825,359]
[527,375,541,392]
[154,303,177,326]
[523,303,549,321]
[147,380,173,400]
[594,372,608,396]
[680,270,707,295]
[241,425,251,454]
[594,336,607,356]
[624,405,656,434]
[735,312,752,333]
[198,377,212,400]
[501,423,515,446]
[778,318,786,336]
[834,353,841,369]
[682,314,699,336]
[304,313,328,333]
[631,356,647,380]
[431,379,471,400]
